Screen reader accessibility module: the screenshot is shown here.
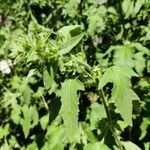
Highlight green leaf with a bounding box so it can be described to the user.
[42,142,64,150]
[144,142,150,150]
[122,141,141,150]
[59,79,84,142]
[133,52,145,75]
[21,105,31,138]
[11,104,21,124]
[140,118,150,140]
[105,43,149,74]
[59,33,84,55]
[99,66,139,126]
[81,123,97,143]
[84,142,109,150]
[40,114,49,130]
[25,69,36,82]
[90,102,106,129]
[122,0,145,18]
[134,0,145,16]
[111,45,134,68]
[34,87,45,98]
[30,106,39,128]
[58,25,81,41]
[0,142,10,150]
[86,6,107,35]
[122,0,134,19]
[43,68,57,93]
[130,43,149,55]
[117,120,129,131]
[0,124,9,140]
[43,69,53,90]
[26,142,38,150]
[44,125,65,149]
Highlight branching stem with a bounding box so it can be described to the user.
[81,55,124,149]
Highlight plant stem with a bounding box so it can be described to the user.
[83,57,124,149]
[98,89,111,123]
[98,89,124,150]
[109,126,124,150]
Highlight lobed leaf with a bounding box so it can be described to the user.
[59,79,84,142]
[99,66,139,126]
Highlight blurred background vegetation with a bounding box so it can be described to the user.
[0,0,149,149]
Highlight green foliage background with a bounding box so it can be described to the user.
[0,0,149,149]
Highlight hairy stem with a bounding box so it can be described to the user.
[98,89,111,123]
[98,89,124,150]
[109,126,124,150]
[82,56,124,149]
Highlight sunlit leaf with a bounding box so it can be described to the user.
[21,105,31,138]
[59,33,84,55]
[40,114,49,130]
[84,142,109,150]
[122,141,141,150]
[99,66,139,126]
[59,79,84,142]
